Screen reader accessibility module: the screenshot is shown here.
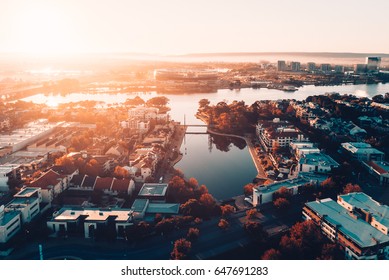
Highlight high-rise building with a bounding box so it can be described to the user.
[334,65,344,74]
[321,63,331,73]
[354,64,367,74]
[307,62,316,72]
[290,61,301,72]
[277,60,286,71]
[366,57,381,72]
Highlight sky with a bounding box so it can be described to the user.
[0,0,388,55]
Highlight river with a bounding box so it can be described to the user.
[22,83,389,199]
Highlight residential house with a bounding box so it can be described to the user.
[298,153,339,174]
[363,161,389,186]
[47,208,134,239]
[341,142,385,162]
[256,118,309,152]
[28,169,68,203]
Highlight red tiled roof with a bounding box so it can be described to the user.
[70,174,85,186]
[368,161,389,175]
[94,177,114,191]
[111,179,131,193]
[51,165,78,175]
[29,169,65,189]
[82,176,97,188]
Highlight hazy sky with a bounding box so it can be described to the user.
[1,0,388,55]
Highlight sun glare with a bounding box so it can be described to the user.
[46,97,59,108]
[13,5,76,54]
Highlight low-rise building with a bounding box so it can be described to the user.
[298,153,339,174]
[363,161,389,186]
[28,169,68,203]
[341,142,385,162]
[138,183,169,202]
[0,164,21,192]
[256,119,308,152]
[0,205,22,243]
[303,198,389,260]
[131,199,180,220]
[338,192,389,235]
[252,173,328,206]
[6,188,42,223]
[47,208,134,239]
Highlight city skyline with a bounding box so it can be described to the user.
[1,0,389,56]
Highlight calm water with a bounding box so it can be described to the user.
[175,133,257,200]
[22,83,389,199]
[23,83,389,125]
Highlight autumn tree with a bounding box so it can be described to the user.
[244,221,267,240]
[187,227,200,241]
[146,96,169,108]
[261,249,281,260]
[273,197,290,212]
[171,238,191,260]
[243,183,255,196]
[343,183,362,194]
[155,218,175,235]
[180,199,202,217]
[198,98,210,109]
[218,219,229,230]
[125,96,145,106]
[272,186,291,201]
[279,220,324,259]
[114,166,130,179]
[55,155,76,172]
[85,159,100,177]
[221,205,235,217]
[246,208,258,220]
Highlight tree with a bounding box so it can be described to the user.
[199,193,216,209]
[180,199,202,217]
[279,220,324,259]
[155,219,175,235]
[113,166,129,179]
[246,208,258,220]
[198,99,210,109]
[243,183,255,196]
[125,96,145,106]
[273,197,290,212]
[320,243,343,260]
[261,249,281,260]
[272,186,292,201]
[343,183,362,194]
[188,177,199,189]
[171,238,191,260]
[187,227,200,241]
[85,159,100,176]
[218,219,229,230]
[244,221,267,240]
[146,96,169,108]
[221,205,235,217]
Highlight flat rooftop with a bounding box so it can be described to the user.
[52,208,133,222]
[306,198,389,248]
[339,192,389,229]
[14,187,39,198]
[255,173,328,194]
[341,142,384,155]
[299,153,339,167]
[366,161,389,175]
[147,203,180,214]
[0,164,19,174]
[131,199,149,213]
[138,183,168,197]
[0,210,20,227]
